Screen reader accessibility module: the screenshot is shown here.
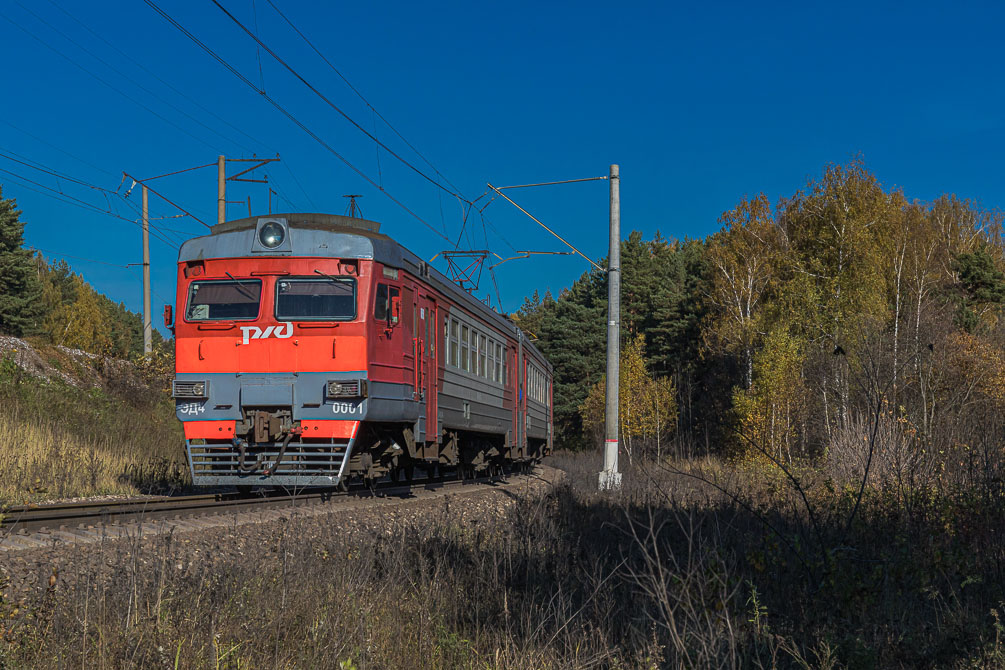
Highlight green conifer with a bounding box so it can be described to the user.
[0,187,42,336]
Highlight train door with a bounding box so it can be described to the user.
[509,343,520,453]
[398,286,415,396]
[417,294,438,439]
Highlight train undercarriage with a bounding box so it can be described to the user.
[186,407,546,490]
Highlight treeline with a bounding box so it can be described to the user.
[520,159,1005,478]
[0,186,163,358]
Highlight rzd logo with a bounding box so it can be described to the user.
[240,323,293,345]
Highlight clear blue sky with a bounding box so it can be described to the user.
[2,1,1004,336]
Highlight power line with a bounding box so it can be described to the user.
[263,0,467,198]
[0,168,180,249]
[211,0,469,204]
[0,147,185,240]
[44,0,318,213]
[0,10,223,153]
[45,0,278,155]
[123,173,213,229]
[0,119,119,180]
[32,247,133,269]
[143,0,453,245]
[281,161,319,210]
[0,146,196,240]
[262,0,523,262]
[0,149,193,248]
[12,0,253,155]
[0,147,113,192]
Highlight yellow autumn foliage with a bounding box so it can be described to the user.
[947,331,1005,404]
[580,334,678,461]
[732,328,806,464]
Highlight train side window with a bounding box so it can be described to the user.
[450,319,459,367]
[374,284,399,324]
[460,325,470,372]
[472,329,479,374]
[479,335,487,377]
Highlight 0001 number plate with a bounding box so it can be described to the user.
[331,401,363,416]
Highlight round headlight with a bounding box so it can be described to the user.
[259,222,285,248]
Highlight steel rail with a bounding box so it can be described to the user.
[0,471,522,534]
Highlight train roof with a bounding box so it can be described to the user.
[177,214,551,370]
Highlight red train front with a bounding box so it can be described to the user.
[170,213,552,489]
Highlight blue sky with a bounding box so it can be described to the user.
[2,1,1004,335]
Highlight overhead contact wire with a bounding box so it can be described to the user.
[209,0,469,205]
[263,0,467,198]
[144,0,453,244]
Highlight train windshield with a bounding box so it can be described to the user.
[186,279,262,321]
[275,277,356,320]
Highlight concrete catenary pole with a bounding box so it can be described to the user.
[142,185,152,356]
[217,155,226,225]
[599,164,622,490]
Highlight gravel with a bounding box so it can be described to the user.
[0,466,563,602]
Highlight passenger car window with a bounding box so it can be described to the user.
[186,279,261,321]
[460,325,470,372]
[276,277,356,320]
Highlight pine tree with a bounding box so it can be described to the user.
[0,187,42,336]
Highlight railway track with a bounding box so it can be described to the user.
[0,469,536,546]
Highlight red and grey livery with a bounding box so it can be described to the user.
[170,213,552,488]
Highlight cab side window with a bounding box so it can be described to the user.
[374,283,399,323]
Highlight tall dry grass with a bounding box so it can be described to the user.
[3,448,1005,668]
[0,349,187,504]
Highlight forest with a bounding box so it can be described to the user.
[0,185,162,359]
[521,159,1005,479]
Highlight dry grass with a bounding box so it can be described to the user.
[0,347,187,504]
[2,448,1005,668]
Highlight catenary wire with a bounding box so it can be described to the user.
[263,0,522,262]
[46,0,278,155]
[0,11,224,154]
[0,152,191,247]
[32,248,133,269]
[263,0,467,199]
[211,0,470,205]
[0,148,195,244]
[0,120,119,180]
[0,169,180,250]
[44,0,319,211]
[143,0,454,245]
[14,0,260,156]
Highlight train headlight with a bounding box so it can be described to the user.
[326,379,367,399]
[173,380,209,398]
[259,221,285,248]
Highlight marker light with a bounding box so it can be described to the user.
[259,222,285,248]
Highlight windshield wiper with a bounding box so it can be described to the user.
[314,269,344,283]
[226,272,257,300]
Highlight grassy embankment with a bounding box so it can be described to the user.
[0,340,186,504]
[2,448,1003,668]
